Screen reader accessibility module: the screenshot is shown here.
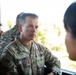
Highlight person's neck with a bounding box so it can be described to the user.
[18,37,32,46]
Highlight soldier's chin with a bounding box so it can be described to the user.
[31,35,36,38]
[30,37,35,40]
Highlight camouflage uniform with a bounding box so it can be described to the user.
[0,25,20,56]
[0,37,61,75]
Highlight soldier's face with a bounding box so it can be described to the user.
[65,30,76,60]
[19,16,38,41]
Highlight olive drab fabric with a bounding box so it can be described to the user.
[0,37,61,75]
[0,25,20,56]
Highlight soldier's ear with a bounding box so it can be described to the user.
[18,24,22,32]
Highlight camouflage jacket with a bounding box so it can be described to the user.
[0,38,61,75]
[0,25,20,56]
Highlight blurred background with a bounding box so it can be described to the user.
[1,0,76,72]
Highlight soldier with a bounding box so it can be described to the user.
[0,12,61,75]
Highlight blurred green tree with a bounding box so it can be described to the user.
[7,20,12,29]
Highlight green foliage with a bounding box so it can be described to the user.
[34,22,47,45]
[51,46,62,51]
[35,23,63,51]
[7,20,12,29]
[53,24,61,36]
[35,29,46,45]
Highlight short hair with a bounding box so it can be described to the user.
[16,12,38,25]
[16,12,25,25]
[63,2,76,38]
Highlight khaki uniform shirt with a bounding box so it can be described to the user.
[0,38,61,75]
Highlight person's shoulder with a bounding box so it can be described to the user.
[3,41,17,53]
[1,25,18,38]
[1,30,10,38]
[4,41,16,49]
